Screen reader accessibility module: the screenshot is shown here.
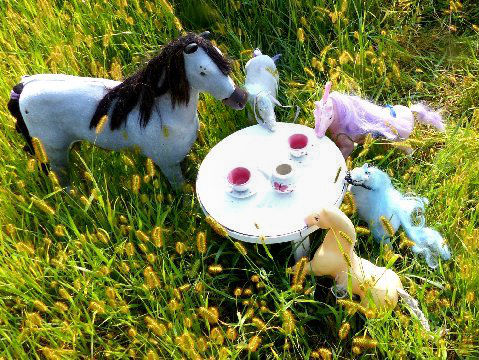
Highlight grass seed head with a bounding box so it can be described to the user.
[136,230,149,242]
[226,327,238,341]
[355,226,371,235]
[380,216,396,237]
[145,158,155,177]
[27,158,37,172]
[210,327,224,345]
[317,348,332,360]
[151,226,163,247]
[131,174,141,194]
[399,232,415,249]
[196,231,207,253]
[252,317,266,330]
[248,335,261,352]
[54,225,66,237]
[352,346,362,355]
[33,300,48,313]
[58,288,71,301]
[32,197,55,215]
[234,287,242,297]
[292,256,308,287]
[338,322,350,339]
[175,241,187,255]
[127,327,137,337]
[31,137,48,163]
[352,335,378,349]
[143,266,161,289]
[282,309,296,334]
[95,115,108,134]
[197,336,208,352]
[205,216,228,237]
[198,306,219,324]
[125,242,135,256]
[96,228,109,244]
[54,302,68,313]
[88,300,105,314]
[48,171,60,186]
[145,316,167,336]
[119,261,130,274]
[208,264,223,275]
[234,241,247,255]
[297,28,305,43]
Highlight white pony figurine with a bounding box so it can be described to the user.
[345,163,451,269]
[244,49,281,131]
[7,32,248,188]
[314,82,445,158]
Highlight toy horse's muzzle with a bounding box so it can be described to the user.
[223,86,248,110]
[345,171,372,190]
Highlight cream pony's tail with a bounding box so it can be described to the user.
[397,288,430,331]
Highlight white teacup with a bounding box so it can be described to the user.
[227,166,251,192]
[288,133,309,157]
[258,161,295,193]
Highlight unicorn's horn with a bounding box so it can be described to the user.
[272,53,281,63]
[322,81,332,103]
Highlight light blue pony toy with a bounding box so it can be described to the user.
[346,163,451,268]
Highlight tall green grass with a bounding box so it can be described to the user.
[0,0,478,358]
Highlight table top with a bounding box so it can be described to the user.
[196,123,347,243]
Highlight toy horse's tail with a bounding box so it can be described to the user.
[7,82,34,154]
[410,103,445,132]
[403,226,451,269]
[396,196,451,268]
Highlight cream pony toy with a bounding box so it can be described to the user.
[244,49,281,131]
[303,206,403,308]
[301,206,431,330]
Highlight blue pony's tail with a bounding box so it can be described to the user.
[403,226,451,269]
[396,195,451,268]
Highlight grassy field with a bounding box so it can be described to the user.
[0,0,478,358]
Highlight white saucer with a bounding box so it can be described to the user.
[226,174,258,199]
[227,187,257,199]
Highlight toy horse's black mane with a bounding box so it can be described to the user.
[90,33,231,131]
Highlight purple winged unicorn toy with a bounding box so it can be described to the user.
[314,82,445,158]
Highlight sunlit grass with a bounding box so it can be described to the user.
[0,0,478,358]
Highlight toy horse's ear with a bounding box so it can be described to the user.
[199,31,211,39]
[184,43,199,54]
[322,81,332,103]
[272,54,281,63]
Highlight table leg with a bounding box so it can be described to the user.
[292,236,311,261]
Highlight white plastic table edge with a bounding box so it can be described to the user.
[197,182,347,243]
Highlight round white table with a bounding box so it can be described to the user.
[196,123,347,260]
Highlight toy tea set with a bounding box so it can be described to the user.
[226,132,309,197]
[9,32,450,327]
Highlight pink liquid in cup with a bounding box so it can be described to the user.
[227,167,251,192]
[289,134,308,157]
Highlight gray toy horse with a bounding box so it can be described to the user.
[8,32,248,188]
